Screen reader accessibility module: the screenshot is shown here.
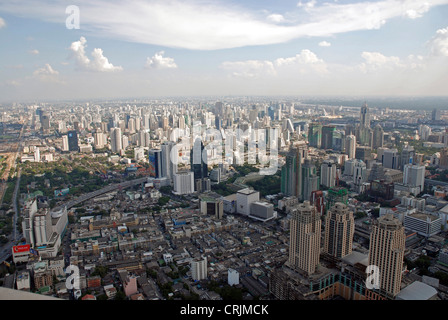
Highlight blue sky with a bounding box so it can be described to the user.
[1,0,448,102]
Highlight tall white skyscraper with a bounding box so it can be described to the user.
[346,134,356,159]
[94,128,105,149]
[62,135,69,152]
[403,164,425,194]
[320,160,337,188]
[110,127,123,153]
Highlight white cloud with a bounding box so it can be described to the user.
[29,49,39,55]
[318,41,331,47]
[359,51,404,72]
[266,14,285,23]
[428,27,448,56]
[69,36,123,72]
[0,17,5,28]
[33,63,62,82]
[1,0,447,50]
[221,49,327,78]
[220,60,276,78]
[145,51,177,69]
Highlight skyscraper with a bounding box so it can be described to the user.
[161,141,177,182]
[345,134,356,159]
[148,149,163,179]
[190,138,208,180]
[324,202,354,259]
[403,164,425,194]
[67,130,79,152]
[368,214,405,299]
[372,124,384,149]
[358,102,372,147]
[110,127,122,153]
[281,143,307,199]
[320,160,337,189]
[288,201,321,276]
[308,122,322,149]
[321,125,335,150]
[360,102,370,128]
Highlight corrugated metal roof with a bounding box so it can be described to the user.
[396,281,438,300]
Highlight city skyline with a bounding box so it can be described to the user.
[0,0,448,102]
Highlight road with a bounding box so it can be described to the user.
[52,176,150,211]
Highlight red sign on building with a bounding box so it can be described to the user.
[12,244,30,253]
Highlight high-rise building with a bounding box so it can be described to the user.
[381,148,399,169]
[236,188,260,216]
[148,149,162,179]
[161,141,177,182]
[400,144,415,169]
[360,102,370,128]
[345,134,356,159]
[321,125,335,150]
[281,143,307,199]
[62,135,69,152]
[302,159,319,201]
[67,130,79,152]
[326,187,348,212]
[323,202,354,259]
[288,201,321,276]
[320,160,337,189]
[372,124,384,149]
[308,122,322,149]
[368,214,405,299]
[403,164,425,194]
[191,256,208,281]
[173,171,195,195]
[110,127,122,153]
[190,138,208,180]
[94,128,105,149]
[432,108,441,121]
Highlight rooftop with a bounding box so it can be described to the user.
[396,281,438,300]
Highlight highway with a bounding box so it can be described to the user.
[52,176,150,211]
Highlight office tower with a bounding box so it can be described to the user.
[62,135,69,152]
[332,129,346,152]
[173,171,195,195]
[190,138,208,180]
[302,160,319,201]
[355,146,372,162]
[321,125,335,150]
[288,201,321,276]
[33,211,53,246]
[432,108,441,121]
[281,143,307,198]
[40,112,50,130]
[400,144,415,169]
[110,127,123,153]
[403,164,425,194]
[323,202,354,259]
[320,160,337,189]
[358,102,372,147]
[372,124,384,149]
[67,130,79,152]
[382,148,399,169]
[191,256,208,281]
[161,141,177,182]
[128,117,136,134]
[353,159,367,187]
[148,149,163,179]
[368,214,405,298]
[345,135,356,159]
[94,128,105,149]
[308,122,322,148]
[440,147,448,169]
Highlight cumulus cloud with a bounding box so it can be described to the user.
[221,49,327,78]
[33,63,62,82]
[0,17,5,28]
[29,49,39,55]
[428,27,448,56]
[145,51,177,69]
[69,36,123,72]
[318,41,331,47]
[403,2,430,19]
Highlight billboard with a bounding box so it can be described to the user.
[12,244,30,254]
[55,188,70,197]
